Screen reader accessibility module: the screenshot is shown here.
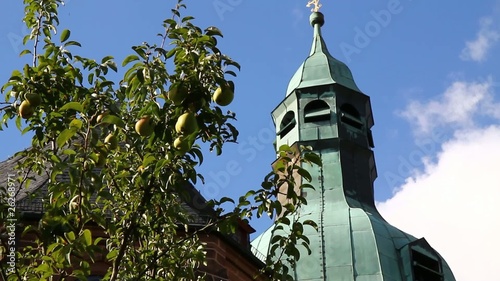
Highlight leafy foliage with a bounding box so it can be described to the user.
[0,1,321,280]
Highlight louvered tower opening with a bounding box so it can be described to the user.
[412,250,443,281]
[339,103,363,130]
[304,100,330,123]
[278,111,296,138]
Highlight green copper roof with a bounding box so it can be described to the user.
[253,10,456,281]
[286,12,362,96]
[252,148,456,281]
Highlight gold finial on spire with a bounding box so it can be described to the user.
[306,0,322,12]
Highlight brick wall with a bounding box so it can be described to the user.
[2,222,268,281]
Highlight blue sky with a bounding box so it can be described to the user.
[1,1,500,280]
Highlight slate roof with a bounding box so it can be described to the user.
[0,147,214,221]
[0,152,49,209]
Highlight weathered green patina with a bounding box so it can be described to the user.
[286,12,361,97]
[252,11,456,281]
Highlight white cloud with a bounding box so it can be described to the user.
[399,79,500,135]
[377,125,500,281]
[381,76,500,280]
[460,17,500,62]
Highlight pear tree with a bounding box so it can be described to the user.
[0,1,321,280]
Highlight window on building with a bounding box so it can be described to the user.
[304,100,330,122]
[277,111,296,138]
[339,104,363,129]
[412,249,443,281]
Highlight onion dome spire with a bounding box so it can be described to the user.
[286,3,362,96]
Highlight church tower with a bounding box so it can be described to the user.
[252,6,456,281]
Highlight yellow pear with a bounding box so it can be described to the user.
[167,84,188,105]
[19,100,35,119]
[96,112,109,123]
[135,117,155,136]
[213,84,234,106]
[104,133,118,150]
[173,137,191,153]
[175,112,198,135]
[25,93,41,107]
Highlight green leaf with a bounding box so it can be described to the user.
[50,154,61,163]
[224,59,241,71]
[35,263,51,274]
[238,199,250,207]
[97,190,114,201]
[205,26,223,37]
[133,46,147,59]
[297,167,312,182]
[100,114,125,128]
[21,126,31,135]
[19,49,32,56]
[274,159,287,172]
[101,55,114,64]
[22,34,30,45]
[302,241,312,255]
[82,229,92,246]
[245,190,256,197]
[122,54,140,66]
[65,231,76,241]
[165,48,176,59]
[94,237,103,246]
[142,153,156,167]
[301,235,311,245]
[46,243,61,254]
[282,203,295,216]
[106,249,118,260]
[191,147,204,165]
[219,197,235,204]
[271,234,282,244]
[64,40,82,47]
[278,216,290,226]
[60,102,84,112]
[57,128,77,147]
[99,80,115,88]
[225,70,237,77]
[182,16,195,22]
[87,72,94,84]
[51,169,63,183]
[303,219,318,230]
[271,200,282,216]
[279,144,292,153]
[43,26,51,37]
[293,222,303,234]
[304,152,322,167]
[108,61,118,72]
[9,69,22,80]
[60,29,70,42]
[114,171,131,179]
[15,116,21,131]
[69,119,83,130]
[136,68,144,83]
